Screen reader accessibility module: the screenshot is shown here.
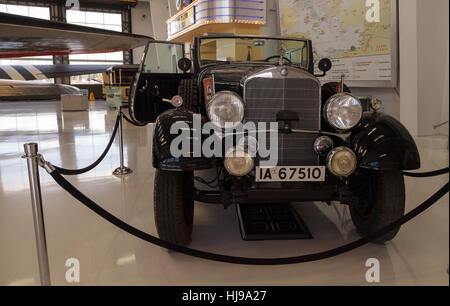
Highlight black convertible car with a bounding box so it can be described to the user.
[129,35,420,246]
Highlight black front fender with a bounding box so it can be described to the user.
[351,112,420,170]
[152,108,217,171]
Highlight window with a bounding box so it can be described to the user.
[66,10,124,84]
[0,4,53,66]
[0,3,49,19]
[142,42,184,74]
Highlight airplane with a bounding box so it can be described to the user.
[0,64,114,100]
[0,64,113,81]
[0,79,81,100]
[0,12,151,100]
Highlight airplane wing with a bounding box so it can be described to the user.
[0,79,80,100]
[0,12,152,59]
[0,64,114,80]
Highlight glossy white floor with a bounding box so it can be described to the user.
[0,101,448,286]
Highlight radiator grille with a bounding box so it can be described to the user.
[244,77,321,166]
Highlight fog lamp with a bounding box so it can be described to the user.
[326,147,357,177]
[224,148,254,176]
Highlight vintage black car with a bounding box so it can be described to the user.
[128,35,420,246]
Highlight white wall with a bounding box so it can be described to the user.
[131,1,154,64]
[439,45,449,135]
[399,0,449,137]
[416,0,449,136]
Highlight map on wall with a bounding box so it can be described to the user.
[280,0,394,86]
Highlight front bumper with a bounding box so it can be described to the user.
[192,175,358,207]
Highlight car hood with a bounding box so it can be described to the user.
[200,63,274,84]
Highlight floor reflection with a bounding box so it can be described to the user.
[0,100,448,286]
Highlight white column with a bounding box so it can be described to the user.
[399,0,419,136]
[416,0,449,136]
[131,1,154,64]
[399,0,449,137]
[167,0,178,17]
[149,0,170,40]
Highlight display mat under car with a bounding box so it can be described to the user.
[244,77,321,166]
[237,203,313,240]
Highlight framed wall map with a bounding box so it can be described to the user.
[279,0,398,87]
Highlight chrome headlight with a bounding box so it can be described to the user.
[207,91,244,128]
[326,147,357,177]
[324,93,362,131]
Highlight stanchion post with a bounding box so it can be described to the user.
[22,143,51,286]
[113,106,133,176]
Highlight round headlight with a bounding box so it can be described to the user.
[326,147,357,177]
[207,91,244,128]
[324,93,362,131]
[224,147,254,177]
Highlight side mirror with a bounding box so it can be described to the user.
[178,57,192,73]
[319,58,332,72]
[315,58,332,77]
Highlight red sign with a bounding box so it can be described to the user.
[203,76,215,105]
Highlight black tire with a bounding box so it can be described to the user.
[350,170,405,244]
[178,78,199,113]
[321,82,351,104]
[154,169,194,246]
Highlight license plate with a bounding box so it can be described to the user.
[256,166,325,182]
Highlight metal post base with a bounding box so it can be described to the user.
[113,106,133,177]
[113,166,133,176]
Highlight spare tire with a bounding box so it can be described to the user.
[178,78,199,113]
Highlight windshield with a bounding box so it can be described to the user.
[199,37,309,68]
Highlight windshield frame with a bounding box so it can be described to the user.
[196,35,312,70]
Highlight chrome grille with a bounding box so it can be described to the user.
[245,77,321,166]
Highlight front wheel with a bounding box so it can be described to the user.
[154,169,194,246]
[350,170,405,244]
